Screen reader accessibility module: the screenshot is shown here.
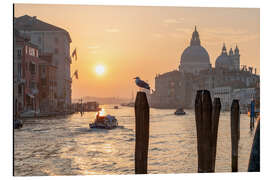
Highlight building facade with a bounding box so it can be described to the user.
[22,40,41,112]
[39,53,57,112]
[15,15,72,111]
[14,30,25,113]
[232,88,256,108]
[212,86,232,111]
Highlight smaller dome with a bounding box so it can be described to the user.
[215,54,231,68]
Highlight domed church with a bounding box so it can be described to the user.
[179,26,211,74]
[215,43,240,71]
[150,26,259,109]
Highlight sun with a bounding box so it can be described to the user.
[95,65,105,75]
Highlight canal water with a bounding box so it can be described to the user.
[14,105,256,175]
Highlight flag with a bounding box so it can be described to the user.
[74,70,78,79]
[72,48,77,60]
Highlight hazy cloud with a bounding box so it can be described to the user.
[169,33,184,39]
[89,50,97,54]
[175,28,192,35]
[200,27,259,44]
[152,33,163,39]
[88,45,100,49]
[105,28,120,33]
[163,18,184,24]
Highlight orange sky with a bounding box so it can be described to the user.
[14,4,260,99]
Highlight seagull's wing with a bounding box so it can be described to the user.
[139,80,150,90]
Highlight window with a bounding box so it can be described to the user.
[38,36,41,44]
[55,37,59,44]
[25,62,29,71]
[18,63,21,78]
[54,48,59,54]
[41,79,47,86]
[30,82,36,89]
[29,47,35,56]
[42,92,47,98]
[30,63,36,74]
[25,46,28,54]
[35,50,38,57]
[17,49,22,57]
[18,84,22,95]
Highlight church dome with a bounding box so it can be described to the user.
[181,45,210,64]
[179,26,211,73]
[215,54,230,67]
[215,44,233,69]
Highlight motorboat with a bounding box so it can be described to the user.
[89,114,118,129]
[114,106,119,109]
[20,110,40,118]
[14,119,23,129]
[120,102,134,107]
[174,108,186,115]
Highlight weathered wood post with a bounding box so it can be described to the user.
[248,119,260,172]
[195,90,220,172]
[135,91,149,174]
[231,100,240,172]
[211,98,221,172]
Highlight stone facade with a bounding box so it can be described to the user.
[14,31,25,113]
[212,86,232,111]
[15,15,72,111]
[39,53,57,112]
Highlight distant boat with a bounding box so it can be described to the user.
[114,106,119,109]
[89,114,118,129]
[120,102,134,107]
[174,108,186,115]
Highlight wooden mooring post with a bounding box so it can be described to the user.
[230,100,240,172]
[134,92,149,174]
[211,97,221,171]
[195,90,221,173]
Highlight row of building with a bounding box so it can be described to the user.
[149,26,260,111]
[13,15,72,114]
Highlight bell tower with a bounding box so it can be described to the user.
[233,45,240,71]
[221,43,227,55]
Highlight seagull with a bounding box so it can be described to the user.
[134,77,150,90]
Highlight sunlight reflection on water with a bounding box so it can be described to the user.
[14,104,256,175]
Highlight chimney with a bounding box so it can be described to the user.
[32,16,37,24]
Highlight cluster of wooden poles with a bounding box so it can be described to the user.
[134,90,260,174]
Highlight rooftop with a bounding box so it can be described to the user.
[14,15,72,42]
